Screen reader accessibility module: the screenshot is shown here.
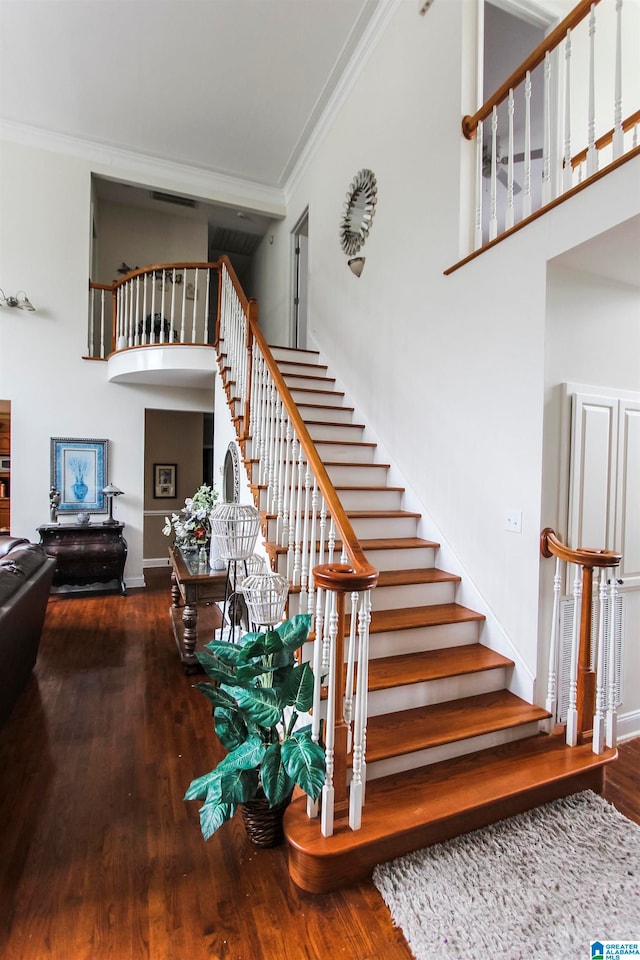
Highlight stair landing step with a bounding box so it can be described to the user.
[284,736,618,892]
[367,645,514,693]
[365,689,544,763]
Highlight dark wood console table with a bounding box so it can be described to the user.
[38,522,127,595]
[169,546,226,673]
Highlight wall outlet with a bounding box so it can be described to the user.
[505,510,522,533]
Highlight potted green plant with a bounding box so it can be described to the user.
[185,613,325,846]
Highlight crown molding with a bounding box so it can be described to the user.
[283,0,403,203]
[0,119,286,218]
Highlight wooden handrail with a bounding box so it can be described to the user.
[217,256,378,595]
[110,261,221,290]
[571,108,640,168]
[462,0,601,140]
[540,527,621,569]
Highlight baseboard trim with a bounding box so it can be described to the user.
[617,709,640,742]
[143,557,172,568]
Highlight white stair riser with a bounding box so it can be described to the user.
[263,513,417,543]
[324,463,389,485]
[367,619,481,658]
[314,442,375,463]
[350,515,419,540]
[330,488,403,511]
[365,669,508,718]
[289,388,343,405]
[286,580,455,617]
[270,347,320,365]
[277,361,328,378]
[283,373,336,392]
[257,486,403,513]
[298,404,354,424]
[363,546,436,570]
[363,721,543,782]
[304,422,365,443]
[369,580,457,611]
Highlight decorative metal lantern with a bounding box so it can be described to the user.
[210,502,261,561]
[241,573,289,628]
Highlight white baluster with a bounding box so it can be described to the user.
[545,556,562,730]
[566,563,581,746]
[489,106,498,240]
[286,437,299,581]
[134,276,141,345]
[89,287,95,357]
[563,29,573,193]
[275,405,287,543]
[349,590,371,830]
[307,481,319,618]
[191,267,199,342]
[292,444,305,587]
[299,465,313,611]
[160,271,167,343]
[321,593,338,838]
[605,575,620,747]
[542,53,552,206]
[344,591,359,753]
[99,289,105,359]
[141,273,148,345]
[204,267,210,344]
[523,70,532,218]
[307,579,325,820]
[179,268,187,343]
[592,569,608,754]
[281,420,293,550]
[505,88,515,230]
[613,0,624,159]
[474,120,483,250]
[150,271,157,344]
[587,4,598,177]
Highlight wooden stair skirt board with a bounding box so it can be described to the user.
[219,342,617,894]
[283,736,618,893]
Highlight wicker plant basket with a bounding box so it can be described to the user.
[240,795,291,848]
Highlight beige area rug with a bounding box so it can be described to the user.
[372,791,640,960]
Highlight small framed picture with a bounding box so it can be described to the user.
[154,463,177,498]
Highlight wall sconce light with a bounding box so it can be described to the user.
[0,289,36,311]
[348,257,365,278]
[102,483,124,525]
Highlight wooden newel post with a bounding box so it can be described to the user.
[577,563,596,742]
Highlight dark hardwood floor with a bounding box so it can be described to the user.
[1,568,638,960]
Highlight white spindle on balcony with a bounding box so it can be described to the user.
[505,88,515,230]
[489,106,498,240]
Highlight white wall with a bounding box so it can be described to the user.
[0,139,214,586]
[250,0,640,688]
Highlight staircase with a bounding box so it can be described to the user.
[224,341,617,893]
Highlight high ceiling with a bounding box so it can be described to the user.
[0,0,380,189]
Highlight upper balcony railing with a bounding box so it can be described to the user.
[460,0,639,258]
[87,262,219,359]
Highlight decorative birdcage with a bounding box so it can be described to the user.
[241,573,289,628]
[210,502,261,561]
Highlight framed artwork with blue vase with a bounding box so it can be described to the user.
[50,437,109,515]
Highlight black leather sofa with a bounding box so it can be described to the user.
[0,536,56,725]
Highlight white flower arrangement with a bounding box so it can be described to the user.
[162,483,218,547]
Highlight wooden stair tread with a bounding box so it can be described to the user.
[269,344,320,355]
[367,644,513,692]
[368,602,485,633]
[284,737,617,880]
[284,373,337,385]
[358,536,439,551]
[304,420,366,429]
[298,402,355,413]
[376,567,461,587]
[364,690,545,763]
